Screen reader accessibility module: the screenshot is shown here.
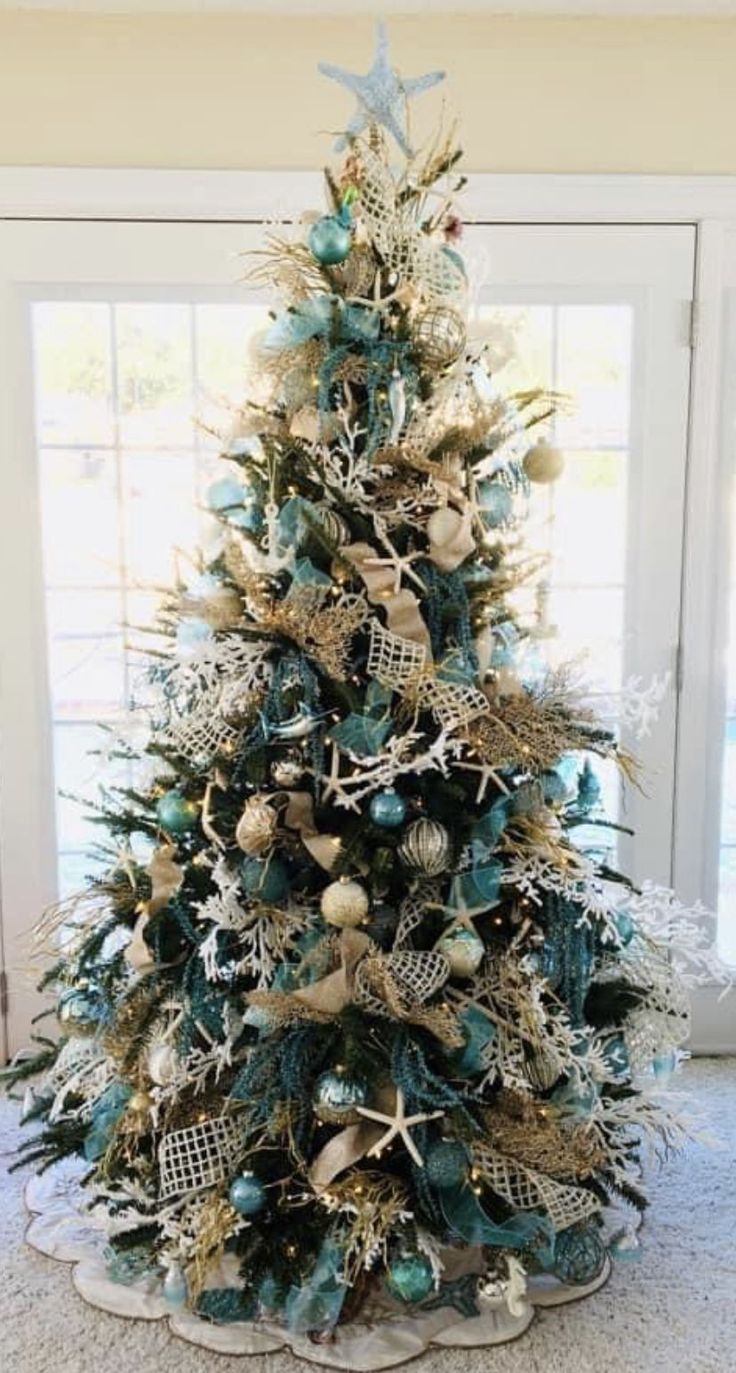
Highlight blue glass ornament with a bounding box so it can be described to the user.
[175,618,213,659]
[385,1252,434,1305]
[552,1076,598,1118]
[449,1004,496,1076]
[552,1224,606,1285]
[156,789,199,835]
[602,1034,629,1077]
[476,479,512,529]
[313,1068,368,1124]
[206,476,247,512]
[541,769,568,805]
[162,1263,188,1308]
[58,984,105,1030]
[369,789,407,829]
[425,1140,468,1191]
[614,910,636,947]
[240,856,290,904]
[652,1050,677,1085]
[308,216,352,266]
[229,1171,267,1217]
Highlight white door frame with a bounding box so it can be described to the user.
[1,168,735,1054]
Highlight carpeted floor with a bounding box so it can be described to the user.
[1,1058,734,1373]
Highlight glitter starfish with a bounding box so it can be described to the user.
[319,22,445,157]
[356,1088,443,1167]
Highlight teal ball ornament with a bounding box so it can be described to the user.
[206,476,246,512]
[425,1140,468,1191]
[308,216,352,266]
[229,1171,267,1217]
[436,926,485,979]
[369,789,407,829]
[240,856,290,904]
[386,1252,434,1305]
[476,479,512,529]
[156,789,199,835]
[313,1068,368,1125]
[553,1224,606,1285]
[614,910,635,947]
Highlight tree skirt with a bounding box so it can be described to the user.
[24,1161,611,1370]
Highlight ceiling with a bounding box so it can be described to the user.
[2,1,736,14]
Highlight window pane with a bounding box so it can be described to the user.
[33,301,113,447]
[32,294,266,895]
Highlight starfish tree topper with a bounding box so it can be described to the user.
[319,22,445,158]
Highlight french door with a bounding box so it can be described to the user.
[0,218,697,1057]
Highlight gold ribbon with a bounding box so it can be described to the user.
[427,506,476,573]
[247,928,372,1023]
[308,1083,399,1192]
[339,542,432,653]
[282,790,341,872]
[125,844,183,972]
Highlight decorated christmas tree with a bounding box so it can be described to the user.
[6,26,726,1365]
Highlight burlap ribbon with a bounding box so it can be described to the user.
[339,542,432,653]
[309,1082,399,1192]
[125,844,183,972]
[282,791,341,872]
[427,506,476,573]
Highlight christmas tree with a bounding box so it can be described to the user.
[6,26,725,1363]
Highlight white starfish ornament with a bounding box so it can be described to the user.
[356,1087,443,1167]
[319,22,445,157]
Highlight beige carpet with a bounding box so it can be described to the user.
[1,1058,734,1373]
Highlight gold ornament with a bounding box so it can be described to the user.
[412,304,466,369]
[523,439,565,485]
[435,926,485,978]
[320,877,370,928]
[129,1089,154,1114]
[235,796,278,856]
[398,817,450,876]
[316,505,350,548]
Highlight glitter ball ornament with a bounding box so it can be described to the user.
[57,984,105,1032]
[523,439,565,485]
[553,1224,606,1285]
[313,1068,368,1124]
[412,304,466,369]
[476,479,513,529]
[270,751,305,788]
[320,877,369,927]
[235,796,278,856]
[148,1042,179,1087]
[308,215,352,265]
[156,789,199,836]
[369,788,407,829]
[229,1171,267,1216]
[386,1252,434,1305]
[425,1139,468,1190]
[436,926,485,978]
[333,242,376,297]
[398,817,450,876]
[240,855,290,904]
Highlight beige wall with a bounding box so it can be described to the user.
[0,12,734,173]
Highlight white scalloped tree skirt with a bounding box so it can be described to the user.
[24,1161,611,1370]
